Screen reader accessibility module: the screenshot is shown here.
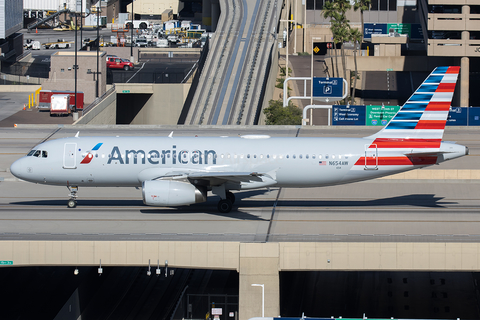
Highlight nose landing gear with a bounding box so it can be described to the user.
[67,186,78,208]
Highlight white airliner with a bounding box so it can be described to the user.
[10,66,468,213]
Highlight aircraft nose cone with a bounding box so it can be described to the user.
[10,158,27,180]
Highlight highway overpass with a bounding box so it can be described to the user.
[185,0,281,125]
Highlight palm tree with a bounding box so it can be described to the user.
[350,27,362,104]
[353,0,372,43]
[322,1,339,77]
[322,0,351,100]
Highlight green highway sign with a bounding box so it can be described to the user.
[366,105,401,126]
[0,261,13,265]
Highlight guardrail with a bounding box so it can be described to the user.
[82,84,116,115]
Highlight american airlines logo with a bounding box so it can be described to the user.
[80,143,103,164]
[106,145,217,165]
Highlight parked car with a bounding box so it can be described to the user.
[135,38,149,47]
[106,57,134,71]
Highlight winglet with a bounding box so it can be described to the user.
[75,131,80,138]
[168,131,173,138]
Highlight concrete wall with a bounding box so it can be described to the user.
[4,241,480,319]
[259,47,280,125]
[42,51,107,105]
[345,56,456,72]
[74,89,117,125]
[0,84,41,92]
[121,83,190,125]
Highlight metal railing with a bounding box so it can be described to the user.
[82,84,116,115]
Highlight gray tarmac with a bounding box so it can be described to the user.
[0,126,479,242]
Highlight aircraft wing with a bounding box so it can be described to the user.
[138,167,277,187]
[187,171,265,183]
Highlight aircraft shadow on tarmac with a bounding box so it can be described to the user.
[269,194,457,209]
[11,193,455,218]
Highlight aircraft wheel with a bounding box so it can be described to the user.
[218,199,232,213]
[226,191,235,204]
[67,199,77,208]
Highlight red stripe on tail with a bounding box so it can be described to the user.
[370,138,442,149]
[415,120,446,130]
[425,101,451,111]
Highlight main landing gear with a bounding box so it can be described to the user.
[217,191,235,213]
[67,186,78,208]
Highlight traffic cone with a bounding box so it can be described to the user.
[23,104,26,110]
[36,28,38,33]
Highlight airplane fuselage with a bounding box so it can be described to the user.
[10,135,466,189]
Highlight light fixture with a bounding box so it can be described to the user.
[147,259,151,276]
[98,259,103,276]
[74,268,79,275]
[156,259,161,276]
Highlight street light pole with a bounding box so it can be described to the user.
[96,1,100,97]
[73,10,78,121]
[251,284,264,317]
[130,0,134,62]
[311,37,322,125]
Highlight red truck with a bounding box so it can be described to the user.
[38,90,84,111]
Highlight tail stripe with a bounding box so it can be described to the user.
[383,66,459,134]
[363,66,460,164]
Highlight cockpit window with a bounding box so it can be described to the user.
[27,150,36,156]
[33,150,41,157]
[42,151,48,158]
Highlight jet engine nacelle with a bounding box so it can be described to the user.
[142,180,207,206]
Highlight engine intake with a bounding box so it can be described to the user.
[142,180,207,206]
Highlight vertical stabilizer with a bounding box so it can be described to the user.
[368,66,460,146]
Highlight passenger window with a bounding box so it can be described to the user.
[306,154,309,159]
[299,154,303,159]
[267,155,270,159]
[293,155,296,159]
[325,155,329,159]
[312,154,316,159]
[286,155,289,159]
[247,154,250,159]
[338,155,342,159]
[332,155,335,159]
